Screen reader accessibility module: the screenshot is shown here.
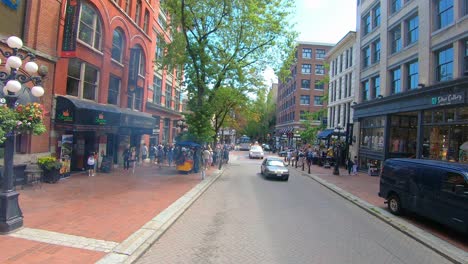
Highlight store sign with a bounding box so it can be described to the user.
[57,109,73,122]
[95,112,107,125]
[431,92,464,106]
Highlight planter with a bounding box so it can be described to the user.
[43,169,60,183]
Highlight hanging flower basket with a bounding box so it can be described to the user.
[0,102,46,143]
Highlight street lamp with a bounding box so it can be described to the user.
[0,36,46,233]
[332,126,345,176]
[176,119,188,134]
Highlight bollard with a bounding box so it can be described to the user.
[308,162,311,174]
[302,161,305,171]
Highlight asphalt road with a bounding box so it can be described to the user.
[136,153,452,264]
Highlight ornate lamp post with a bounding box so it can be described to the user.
[332,126,345,176]
[176,119,188,135]
[0,36,46,233]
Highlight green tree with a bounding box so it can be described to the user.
[162,0,297,143]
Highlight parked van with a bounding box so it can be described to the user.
[379,158,468,234]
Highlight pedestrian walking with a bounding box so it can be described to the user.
[123,146,130,170]
[87,152,96,176]
[347,157,353,175]
[352,156,358,175]
[167,145,174,167]
[202,147,210,180]
[130,147,137,174]
[141,143,148,162]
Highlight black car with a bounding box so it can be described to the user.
[261,157,289,181]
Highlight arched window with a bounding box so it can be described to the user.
[137,46,146,76]
[111,29,124,62]
[143,10,150,33]
[78,2,102,50]
[135,0,142,26]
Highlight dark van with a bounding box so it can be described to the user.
[379,158,468,234]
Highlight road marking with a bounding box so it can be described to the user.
[9,228,119,252]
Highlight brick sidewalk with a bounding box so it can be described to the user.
[0,163,213,264]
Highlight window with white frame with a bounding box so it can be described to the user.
[153,76,162,105]
[301,79,310,89]
[300,95,310,105]
[78,2,102,50]
[435,0,453,30]
[314,96,323,106]
[137,47,146,76]
[143,10,150,33]
[108,75,120,105]
[372,39,380,63]
[111,29,124,62]
[302,48,312,59]
[363,13,371,35]
[436,46,453,81]
[315,64,325,75]
[373,4,381,28]
[406,15,419,45]
[135,0,142,25]
[316,49,326,59]
[124,0,130,14]
[302,64,311,74]
[315,80,324,90]
[362,80,370,101]
[165,82,172,108]
[66,59,99,101]
[156,35,164,62]
[391,67,402,94]
[407,60,419,89]
[391,0,402,14]
[390,25,402,54]
[134,87,143,111]
[362,46,371,68]
[372,76,380,98]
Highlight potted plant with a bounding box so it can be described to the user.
[38,156,62,183]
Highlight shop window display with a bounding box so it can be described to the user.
[360,116,385,151]
[389,114,417,158]
[423,125,467,163]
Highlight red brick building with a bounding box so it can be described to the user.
[1,0,183,174]
[275,42,333,148]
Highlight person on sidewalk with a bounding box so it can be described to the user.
[167,145,174,167]
[347,157,354,175]
[123,146,130,170]
[87,152,96,176]
[201,147,211,180]
[141,143,148,163]
[352,156,358,175]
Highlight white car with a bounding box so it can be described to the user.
[249,145,264,159]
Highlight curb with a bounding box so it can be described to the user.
[96,168,225,264]
[295,167,468,264]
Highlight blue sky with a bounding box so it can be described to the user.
[293,0,357,43]
[263,0,357,86]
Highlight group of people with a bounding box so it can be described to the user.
[286,145,359,175]
[122,143,176,170]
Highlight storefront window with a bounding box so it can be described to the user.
[423,125,468,163]
[389,114,417,158]
[434,110,444,123]
[459,107,468,121]
[360,116,385,151]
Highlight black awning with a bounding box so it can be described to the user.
[317,129,335,139]
[120,108,156,134]
[55,96,120,126]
